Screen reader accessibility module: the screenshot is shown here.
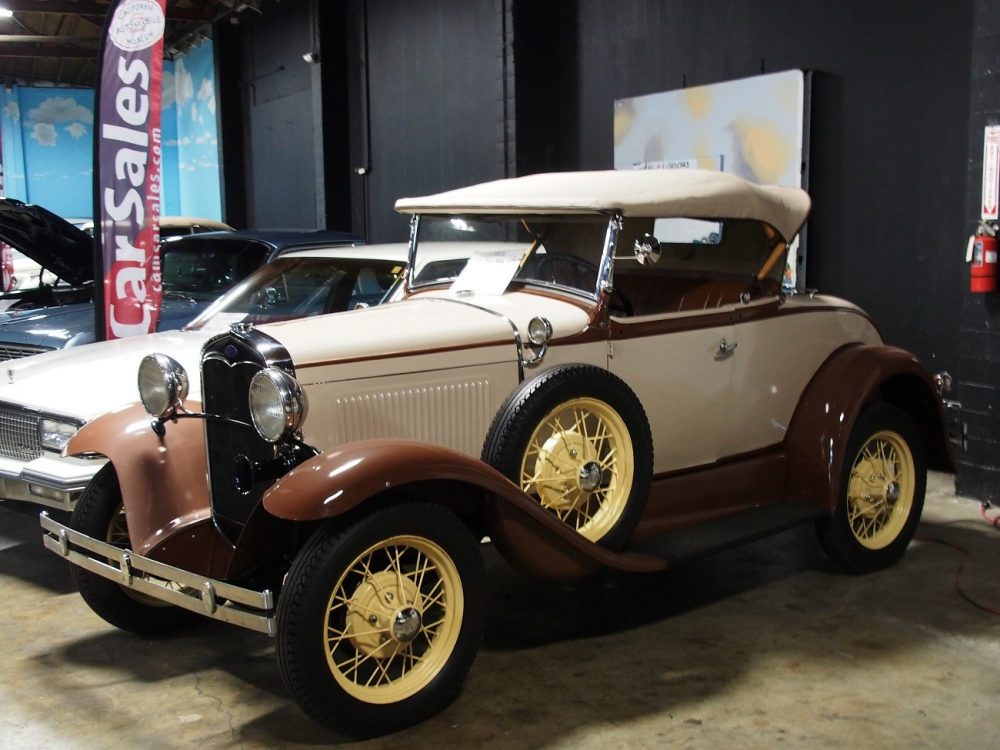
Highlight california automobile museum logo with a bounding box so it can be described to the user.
[108,0,165,52]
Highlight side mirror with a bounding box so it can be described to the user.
[634,234,661,266]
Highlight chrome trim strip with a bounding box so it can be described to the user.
[40,512,277,636]
[20,468,91,493]
[405,214,420,294]
[201,326,295,377]
[597,213,622,297]
[5,484,77,512]
[0,400,85,426]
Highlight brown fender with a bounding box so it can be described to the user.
[65,401,233,577]
[784,344,953,511]
[263,439,667,582]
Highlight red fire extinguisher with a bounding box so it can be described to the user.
[970,222,998,293]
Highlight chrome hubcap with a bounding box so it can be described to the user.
[885,481,900,504]
[578,461,603,492]
[392,607,422,643]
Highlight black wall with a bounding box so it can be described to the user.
[514,0,971,382]
[958,1,1000,502]
[230,0,328,229]
[347,0,510,241]
[220,0,987,491]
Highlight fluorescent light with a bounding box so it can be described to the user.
[0,9,13,19]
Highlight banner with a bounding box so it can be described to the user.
[94,0,166,340]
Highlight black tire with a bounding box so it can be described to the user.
[817,403,926,574]
[276,503,486,738]
[69,463,201,634]
[482,363,653,549]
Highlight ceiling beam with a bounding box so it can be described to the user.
[0,42,97,59]
[0,2,216,21]
[0,35,97,43]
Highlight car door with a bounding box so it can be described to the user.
[608,310,735,473]
[606,216,749,474]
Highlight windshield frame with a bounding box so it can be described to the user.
[405,212,620,302]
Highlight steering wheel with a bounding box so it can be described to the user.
[534,253,599,289]
[608,286,634,317]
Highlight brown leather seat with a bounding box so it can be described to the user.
[613,273,748,315]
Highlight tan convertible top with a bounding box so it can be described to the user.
[395,169,811,241]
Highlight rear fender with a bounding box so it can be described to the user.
[262,439,666,582]
[785,344,953,511]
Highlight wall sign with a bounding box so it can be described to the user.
[982,125,1000,221]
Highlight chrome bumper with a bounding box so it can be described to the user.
[0,454,105,511]
[40,512,276,636]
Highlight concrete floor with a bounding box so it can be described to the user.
[0,471,997,749]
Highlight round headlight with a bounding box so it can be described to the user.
[249,368,307,443]
[527,316,553,346]
[138,354,189,419]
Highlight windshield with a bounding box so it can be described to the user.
[411,214,611,298]
[160,238,270,302]
[186,256,403,330]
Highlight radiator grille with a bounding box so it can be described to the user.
[0,406,40,461]
[201,331,275,541]
[0,343,54,362]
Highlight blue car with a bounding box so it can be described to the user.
[0,199,360,360]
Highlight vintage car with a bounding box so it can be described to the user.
[0,200,233,311]
[0,225,360,360]
[0,243,412,511]
[40,170,952,737]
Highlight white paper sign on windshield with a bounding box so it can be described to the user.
[450,248,525,296]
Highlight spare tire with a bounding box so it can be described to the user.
[482,363,653,548]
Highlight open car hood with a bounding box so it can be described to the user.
[0,199,93,286]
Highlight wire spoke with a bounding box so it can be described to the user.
[575,408,590,443]
[334,638,391,675]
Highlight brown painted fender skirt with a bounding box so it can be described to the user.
[784,343,953,511]
[262,439,668,582]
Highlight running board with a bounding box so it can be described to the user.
[629,502,828,565]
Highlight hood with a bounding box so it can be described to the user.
[0,329,212,420]
[0,302,99,350]
[259,291,592,384]
[0,297,215,352]
[0,199,93,286]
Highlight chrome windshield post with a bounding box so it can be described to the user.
[597,212,622,298]
[405,214,420,294]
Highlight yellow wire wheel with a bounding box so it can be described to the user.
[483,364,653,549]
[277,503,485,736]
[845,429,916,550]
[519,396,635,542]
[69,463,199,633]
[817,403,926,574]
[104,502,181,608]
[323,534,464,704]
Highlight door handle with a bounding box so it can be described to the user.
[716,338,738,357]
